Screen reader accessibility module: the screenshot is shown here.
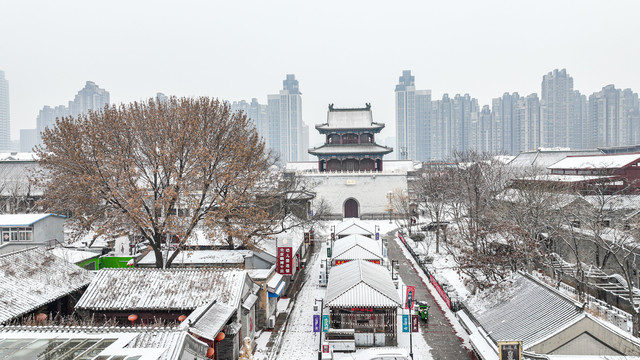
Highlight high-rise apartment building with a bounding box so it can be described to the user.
[35,81,110,146]
[515,94,541,153]
[588,85,640,148]
[541,69,573,148]
[267,74,305,163]
[395,70,432,161]
[0,71,9,151]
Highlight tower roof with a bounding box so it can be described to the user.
[315,103,385,132]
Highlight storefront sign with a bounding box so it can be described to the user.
[498,341,522,360]
[429,274,451,309]
[349,307,374,312]
[277,246,293,275]
[405,286,415,309]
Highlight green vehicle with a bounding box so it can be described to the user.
[416,301,430,321]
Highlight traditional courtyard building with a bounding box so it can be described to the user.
[287,104,413,219]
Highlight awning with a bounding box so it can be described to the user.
[242,294,258,311]
[267,273,284,292]
[268,281,286,298]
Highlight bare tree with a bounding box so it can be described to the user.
[412,163,455,254]
[36,97,318,268]
[389,188,414,235]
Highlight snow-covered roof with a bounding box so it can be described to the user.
[49,247,101,263]
[76,268,247,311]
[0,247,93,324]
[517,174,616,183]
[180,300,236,341]
[548,153,640,170]
[308,144,392,156]
[332,234,382,261]
[509,149,603,172]
[137,250,251,266]
[325,260,400,308]
[0,152,38,161]
[335,218,375,237]
[316,107,384,131]
[0,325,207,360]
[0,213,65,227]
[0,161,44,197]
[473,274,583,348]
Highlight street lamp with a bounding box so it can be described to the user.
[387,191,393,224]
[315,298,324,360]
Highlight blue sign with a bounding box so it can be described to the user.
[322,315,330,332]
[375,232,380,240]
[402,314,409,332]
[313,315,320,332]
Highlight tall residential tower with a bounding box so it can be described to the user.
[0,71,9,151]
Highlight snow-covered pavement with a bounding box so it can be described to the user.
[275,241,326,359]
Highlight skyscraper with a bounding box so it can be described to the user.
[0,71,9,151]
[395,70,432,161]
[35,81,110,145]
[541,69,573,148]
[267,74,304,163]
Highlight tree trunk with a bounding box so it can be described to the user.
[633,312,640,338]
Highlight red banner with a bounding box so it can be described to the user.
[398,232,406,245]
[277,247,293,275]
[405,285,415,309]
[429,274,451,309]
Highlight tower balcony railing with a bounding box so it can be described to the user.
[295,168,408,175]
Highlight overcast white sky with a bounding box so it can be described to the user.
[1,0,639,147]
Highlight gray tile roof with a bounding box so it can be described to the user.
[332,235,382,262]
[0,247,93,324]
[475,274,583,348]
[325,260,400,308]
[76,268,247,311]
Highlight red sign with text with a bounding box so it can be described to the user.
[277,247,293,275]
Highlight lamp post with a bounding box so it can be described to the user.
[387,191,393,224]
[315,298,324,360]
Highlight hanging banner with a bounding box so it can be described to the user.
[402,314,410,332]
[375,232,380,240]
[405,286,416,309]
[304,232,310,244]
[412,314,419,332]
[313,315,320,332]
[322,315,330,332]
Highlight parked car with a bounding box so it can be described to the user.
[349,347,410,360]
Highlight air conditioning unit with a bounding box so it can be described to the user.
[268,316,276,329]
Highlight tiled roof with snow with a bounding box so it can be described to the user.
[181,300,236,341]
[474,274,582,348]
[0,247,93,324]
[325,260,400,308]
[335,218,375,237]
[49,247,101,263]
[0,213,64,226]
[0,325,205,360]
[76,268,247,311]
[332,234,382,261]
[517,174,616,183]
[137,250,251,266]
[548,153,640,170]
[509,149,603,171]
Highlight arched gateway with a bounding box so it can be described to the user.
[344,198,359,218]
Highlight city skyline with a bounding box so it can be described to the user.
[1,0,639,147]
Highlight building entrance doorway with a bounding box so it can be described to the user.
[344,198,359,218]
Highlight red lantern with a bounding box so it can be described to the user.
[128,314,138,325]
[178,315,187,322]
[206,347,215,358]
[35,313,47,322]
[215,332,225,341]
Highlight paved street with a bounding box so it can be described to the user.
[386,232,474,360]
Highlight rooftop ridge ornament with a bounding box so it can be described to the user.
[327,103,372,112]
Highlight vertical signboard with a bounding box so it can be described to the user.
[322,315,330,332]
[498,341,522,360]
[313,315,320,332]
[411,314,419,332]
[405,286,416,310]
[304,232,310,244]
[402,314,410,332]
[277,239,293,275]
